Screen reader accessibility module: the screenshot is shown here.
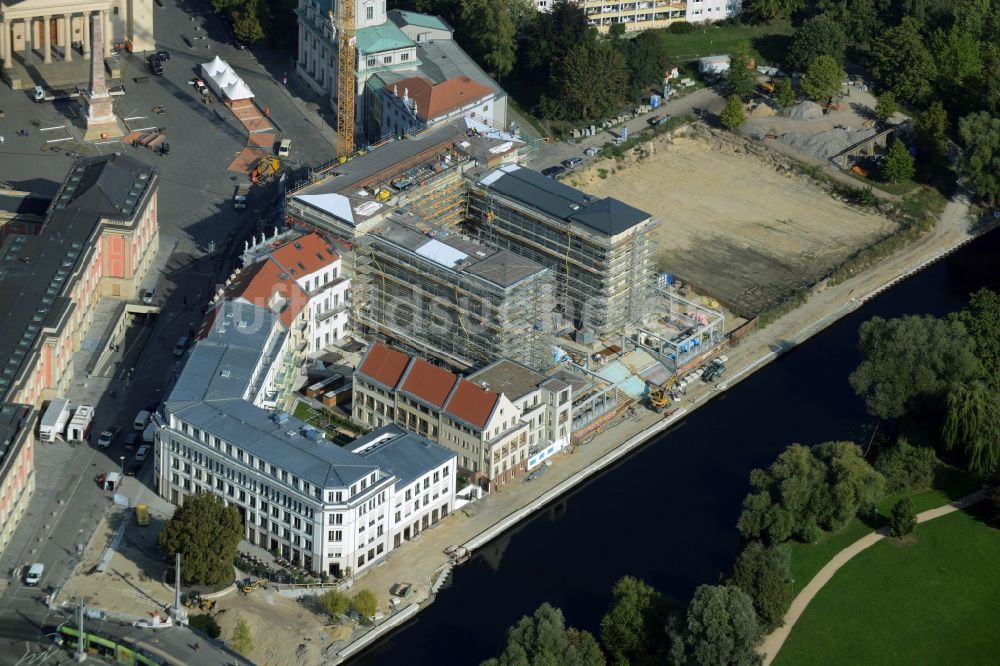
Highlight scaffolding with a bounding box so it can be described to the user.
[353,220,556,371]
[634,288,726,374]
[466,181,658,335]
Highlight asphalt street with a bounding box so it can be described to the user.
[0,0,339,661]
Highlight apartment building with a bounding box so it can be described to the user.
[466,164,657,336]
[355,213,555,371]
[353,341,573,489]
[158,323,455,577]
[0,403,33,555]
[240,230,350,353]
[685,0,742,23]
[0,154,159,407]
[575,0,687,32]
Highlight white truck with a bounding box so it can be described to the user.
[66,405,94,443]
[33,84,124,103]
[39,397,72,442]
[233,183,251,210]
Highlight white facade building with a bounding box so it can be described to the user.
[685,0,743,23]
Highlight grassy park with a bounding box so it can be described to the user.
[658,21,794,64]
[775,509,1000,665]
[787,464,979,595]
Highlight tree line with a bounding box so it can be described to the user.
[483,288,1000,665]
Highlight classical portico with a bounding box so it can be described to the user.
[0,0,153,88]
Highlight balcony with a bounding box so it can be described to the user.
[316,303,349,323]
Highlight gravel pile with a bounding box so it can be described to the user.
[776,127,877,160]
[787,101,824,119]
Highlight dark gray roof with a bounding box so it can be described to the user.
[351,424,454,490]
[0,191,50,217]
[0,154,156,401]
[480,165,650,236]
[411,38,504,100]
[0,403,32,477]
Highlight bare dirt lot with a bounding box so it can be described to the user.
[570,129,897,315]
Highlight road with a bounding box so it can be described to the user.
[0,0,341,661]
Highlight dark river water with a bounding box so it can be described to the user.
[352,228,1000,665]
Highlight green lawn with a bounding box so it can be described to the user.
[658,22,794,64]
[775,509,1000,666]
[787,465,979,595]
[292,400,361,445]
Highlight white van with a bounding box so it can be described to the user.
[24,563,44,586]
[134,410,151,431]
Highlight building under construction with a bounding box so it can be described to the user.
[355,212,555,371]
[466,165,658,336]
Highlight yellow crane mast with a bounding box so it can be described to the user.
[335,1,356,159]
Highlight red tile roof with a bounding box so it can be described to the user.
[225,259,308,328]
[357,342,411,389]
[269,232,339,278]
[399,358,456,408]
[392,75,492,122]
[444,379,499,430]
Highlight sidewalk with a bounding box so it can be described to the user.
[760,490,986,665]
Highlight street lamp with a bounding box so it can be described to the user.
[120,456,125,475]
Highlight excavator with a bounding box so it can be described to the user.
[647,375,678,413]
[250,157,280,185]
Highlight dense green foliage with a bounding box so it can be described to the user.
[800,55,845,101]
[158,493,243,587]
[600,577,668,666]
[721,96,748,129]
[738,442,884,544]
[881,139,916,183]
[849,315,981,420]
[483,603,605,666]
[352,589,379,619]
[189,613,222,639]
[320,589,350,618]
[957,112,1000,205]
[942,381,1000,474]
[915,101,949,167]
[875,438,938,493]
[728,542,792,632]
[889,496,917,537]
[874,92,899,123]
[726,51,758,98]
[786,14,847,68]
[774,78,796,106]
[230,615,254,655]
[681,585,764,666]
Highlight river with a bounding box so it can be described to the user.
[352,229,1000,665]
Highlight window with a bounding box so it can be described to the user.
[366,57,376,67]
[383,55,392,64]
[401,52,410,62]
[366,6,374,20]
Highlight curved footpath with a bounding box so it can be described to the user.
[760,490,986,665]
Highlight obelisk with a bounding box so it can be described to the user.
[82,13,124,140]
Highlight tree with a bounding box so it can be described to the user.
[870,17,938,104]
[158,493,243,587]
[461,0,518,79]
[875,437,938,493]
[881,139,916,183]
[544,40,627,123]
[849,315,982,419]
[787,14,848,69]
[889,497,917,537]
[958,112,1000,205]
[741,0,803,22]
[930,26,984,92]
[874,91,898,124]
[846,0,881,43]
[320,589,350,619]
[953,289,1000,384]
[800,55,845,101]
[520,0,592,79]
[189,613,221,638]
[230,615,254,655]
[725,51,757,99]
[483,603,606,666]
[775,78,796,107]
[231,0,265,43]
[943,381,1000,475]
[352,589,378,620]
[721,96,747,129]
[624,31,672,100]
[601,577,668,666]
[683,585,763,666]
[915,101,949,166]
[728,542,792,632]
[738,442,884,544]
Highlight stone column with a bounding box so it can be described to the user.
[102,10,111,57]
[82,11,90,58]
[64,14,73,62]
[0,21,7,69]
[43,15,51,64]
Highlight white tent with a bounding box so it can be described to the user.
[200,57,255,101]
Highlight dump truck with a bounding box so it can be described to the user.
[233,183,251,210]
[39,397,72,442]
[135,504,150,526]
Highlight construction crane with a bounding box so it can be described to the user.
[334,1,356,159]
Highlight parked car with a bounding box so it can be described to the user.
[541,165,566,178]
[154,50,170,61]
[135,445,151,462]
[561,157,583,169]
[277,138,292,157]
[173,336,189,357]
[141,288,155,304]
[24,563,44,586]
[124,432,139,449]
[148,58,163,75]
[97,426,120,449]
